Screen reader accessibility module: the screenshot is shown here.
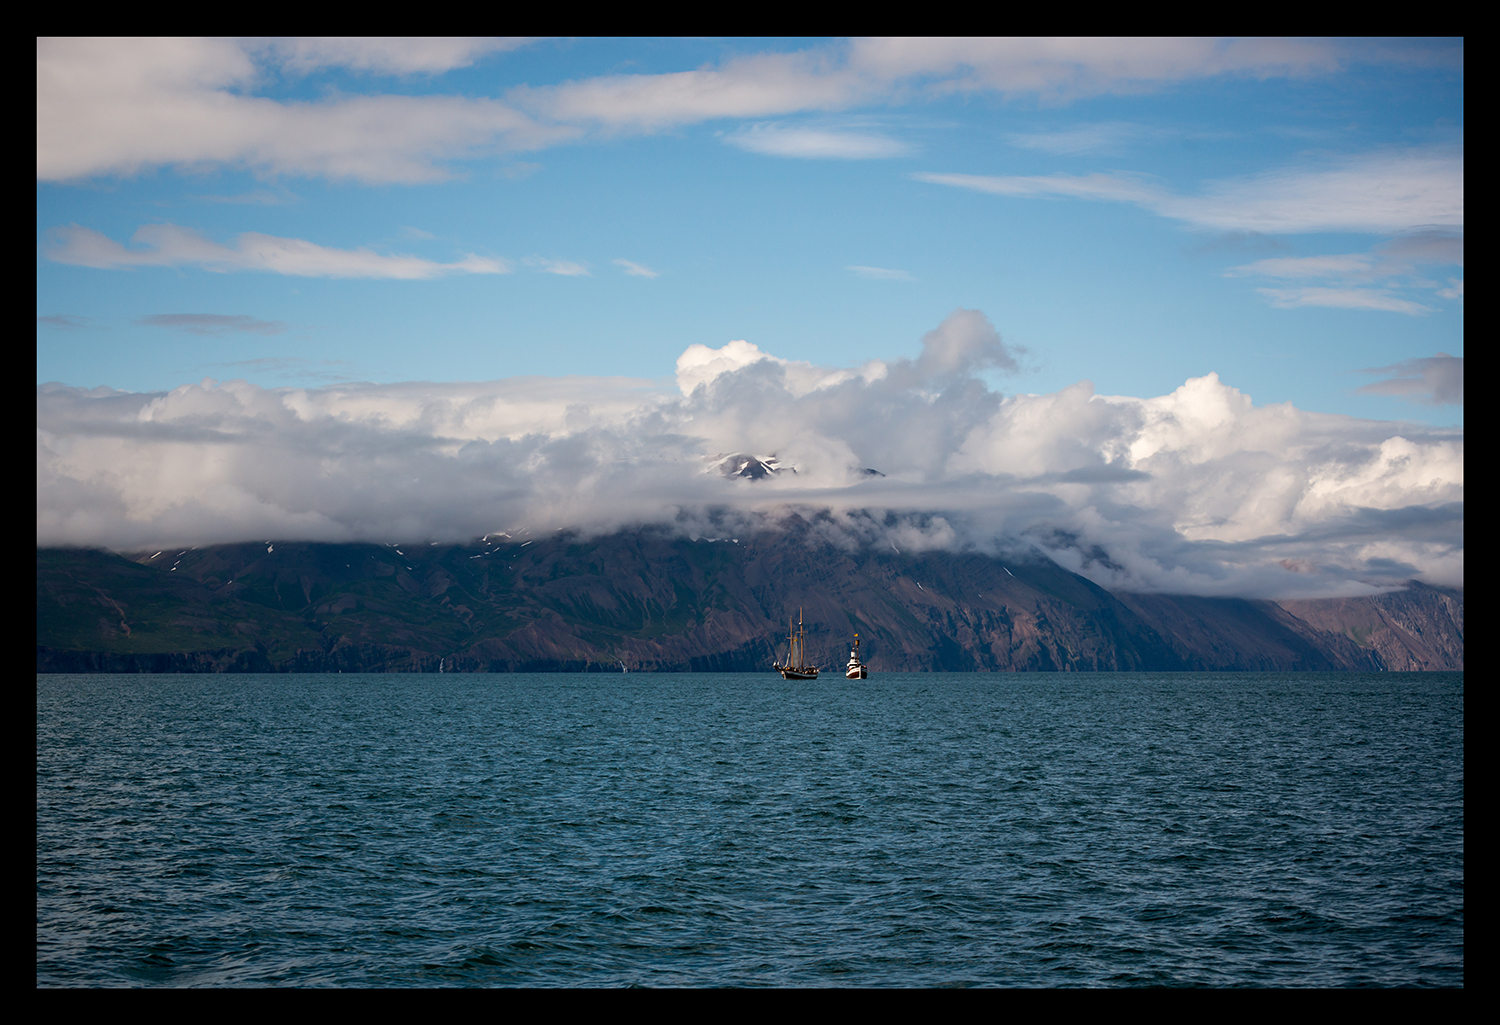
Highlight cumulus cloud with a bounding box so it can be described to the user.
[1356,354,1463,405]
[44,223,508,279]
[37,309,1461,598]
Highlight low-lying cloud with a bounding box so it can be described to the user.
[36,310,1462,599]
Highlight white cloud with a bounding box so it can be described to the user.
[1255,287,1434,315]
[1224,227,1463,312]
[846,37,1357,99]
[1004,122,1166,156]
[43,223,508,279]
[524,256,590,276]
[1226,254,1376,279]
[37,310,1460,598]
[848,265,914,281]
[253,37,532,77]
[37,37,1455,184]
[914,146,1464,235]
[725,122,911,159]
[36,38,569,184]
[612,258,660,278]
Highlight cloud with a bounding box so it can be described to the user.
[913,146,1464,235]
[848,265,915,281]
[1226,254,1376,279]
[38,314,95,331]
[527,38,1381,131]
[136,314,288,336]
[1005,122,1168,156]
[196,188,299,205]
[37,38,570,184]
[1224,226,1464,312]
[37,37,1457,184]
[37,310,1460,598]
[1356,354,1463,405]
[253,37,532,77]
[724,122,911,159]
[918,151,1464,313]
[524,256,590,276]
[1254,287,1434,315]
[613,258,660,278]
[44,223,509,279]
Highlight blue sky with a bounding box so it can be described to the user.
[36,39,1463,596]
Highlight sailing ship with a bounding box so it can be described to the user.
[773,608,819,679]
[845,634,869,679]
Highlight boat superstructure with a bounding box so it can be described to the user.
[773,609,819,680]
[845,634,869,679]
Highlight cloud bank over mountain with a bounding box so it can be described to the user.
[37,310,1461,599]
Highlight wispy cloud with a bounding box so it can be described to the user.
[848,265,915,281]
[253,37,533,77]
[1224,227,1463,313]
[195,188,299,206]
[913,147,1464,235]
[44,223,510,279]
[37,38,570,184]
[37,314,96,331]
[525,256,590,276]
[1356,353,1463,405]
[37,38,1458,184]
[725,122,911,159]
[612,258,659,278]
[1226,254,1376,279]
[1255,287,1434,315]
[1005,122,1170,156]
[137,314,288,336]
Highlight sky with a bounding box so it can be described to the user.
[36,38,1463,598]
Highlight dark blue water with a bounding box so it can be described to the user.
[37,672,1462,987]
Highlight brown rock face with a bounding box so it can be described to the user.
[37,527,1461,673]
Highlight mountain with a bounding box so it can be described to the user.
[37,524,1462,673]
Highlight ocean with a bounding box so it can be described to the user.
[37,671,1463,987]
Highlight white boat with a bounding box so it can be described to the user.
[845,633,869,679]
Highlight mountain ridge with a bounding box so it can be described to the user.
[37,527,1462,673]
